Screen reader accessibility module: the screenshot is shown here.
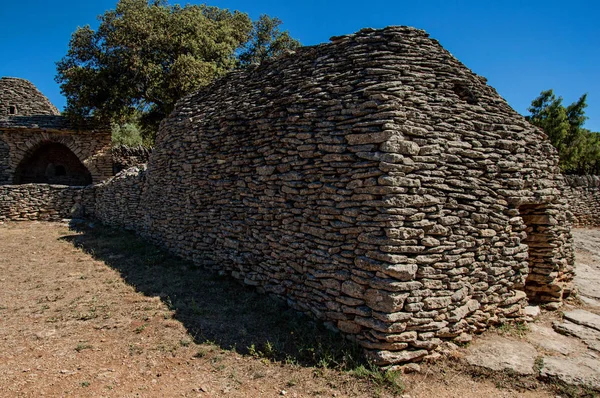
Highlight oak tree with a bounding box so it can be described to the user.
[56,0,299,139]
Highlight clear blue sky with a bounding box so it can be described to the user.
[1,0,598,131]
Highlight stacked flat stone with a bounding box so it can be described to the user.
[0,77,60,116]
[563,175,600,227]
[112,145,152,174]
[0,128,112,185]
[0,184,94,221]
[130,26,574,364]
[0,77,112,185]
[95,165,147,230]
[0,26,576,365]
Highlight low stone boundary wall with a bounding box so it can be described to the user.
[563,175,600,227]
[0,184,95,222]
[95,166,146,230]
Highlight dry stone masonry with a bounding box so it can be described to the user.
[0,184,94,221]
[112,145,152,174]
[0,27,577,365]
[0,77,60,116]
[563,175,600,227]
[0,78,112,185]
[115,26,574,364]
[95,166,147,231]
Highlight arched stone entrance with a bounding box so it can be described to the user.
[13,142,92,186]
[0,138,9,184]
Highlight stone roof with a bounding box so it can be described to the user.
[0,77,60,116]
[134,25,573,363]
[0,115,106,132]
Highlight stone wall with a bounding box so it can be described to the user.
[112,145,152,174]
[0,77,60,116]
[563,175,600,227]
[0,26,577,365]
[95,166,146,230]
[0,128,112,185]
[97,26,573,364]
[0,184,95,222]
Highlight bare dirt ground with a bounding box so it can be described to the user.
[0,221,575,397]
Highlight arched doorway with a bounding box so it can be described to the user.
[13,142,92,186]
[0,138,9,184]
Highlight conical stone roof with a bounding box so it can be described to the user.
[0,77,60,116]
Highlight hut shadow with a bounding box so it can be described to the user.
[60,221,363,368]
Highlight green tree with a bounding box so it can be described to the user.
[56,0,299,140]
[110,111,150,147]
[238,14,301,66]
[526,89,598,173]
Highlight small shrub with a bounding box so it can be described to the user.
[111,122,151,147]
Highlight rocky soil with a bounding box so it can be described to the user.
[464,228,600,396]
[0,222,598,397]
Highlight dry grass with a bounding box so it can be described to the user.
[0,221,556,397]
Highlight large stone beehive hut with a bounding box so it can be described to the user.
[0,77,112,185]
[125,26,575,364]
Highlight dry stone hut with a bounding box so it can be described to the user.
[0,27,576,364]
[0,77,112,185]
[103,26,575,364]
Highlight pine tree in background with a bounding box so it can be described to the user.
[526,89,600,174]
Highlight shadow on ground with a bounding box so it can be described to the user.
[60,221,365,369]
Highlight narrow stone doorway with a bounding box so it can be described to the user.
[519,204,565,303]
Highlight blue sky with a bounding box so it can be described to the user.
[1,0,598,131]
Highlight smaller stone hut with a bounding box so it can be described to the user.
[0,77,112,185]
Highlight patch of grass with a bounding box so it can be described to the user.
[80,381,90,387]
[77,311,98,321]
[75,343,92,352]
[129,344,143,355]
[37,304,50,313]
[350,364,405,395]
[251,341,277,359]
[134,324,147,334]
[534,356,544,373]
[495,321,529,337]
[286,378,298,387]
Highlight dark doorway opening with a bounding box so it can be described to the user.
[14,142,92,186]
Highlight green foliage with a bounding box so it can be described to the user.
[238,15,301,66]
[495,321,529,337]
[111,120,150,147]
[526,89,600,174]
[350,364,405,395]
[56,0,299,137]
